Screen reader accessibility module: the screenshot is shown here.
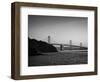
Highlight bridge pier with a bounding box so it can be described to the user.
[80,42,82,49]
[60,44,64,51]
[69,40,72,50]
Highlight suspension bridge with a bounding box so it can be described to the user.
[42,36,87,51]
[29,36,88,66]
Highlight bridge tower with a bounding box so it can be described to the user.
[48,36,51,44]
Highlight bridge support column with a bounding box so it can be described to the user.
[80,42,82,49]
[69,40,72,50]
[60,44,64,51]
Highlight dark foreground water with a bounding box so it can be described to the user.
[28,50,88,66]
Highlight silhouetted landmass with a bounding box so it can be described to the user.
[28,38,58,56]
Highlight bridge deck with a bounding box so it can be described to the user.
[50,43,87,49]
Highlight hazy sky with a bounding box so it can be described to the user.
[28,15,88,47]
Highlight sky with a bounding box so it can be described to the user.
[28,15,88,47]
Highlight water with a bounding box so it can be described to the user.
[28,50,88,66]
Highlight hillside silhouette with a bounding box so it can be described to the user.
[28,38,58,56]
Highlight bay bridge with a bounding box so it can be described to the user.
[29,36,88,66]
[43,36,87,51]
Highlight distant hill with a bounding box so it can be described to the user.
[28,38,58,56]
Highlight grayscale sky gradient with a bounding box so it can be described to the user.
[28,15,88,47]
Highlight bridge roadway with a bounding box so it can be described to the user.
[50,43,87,49]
